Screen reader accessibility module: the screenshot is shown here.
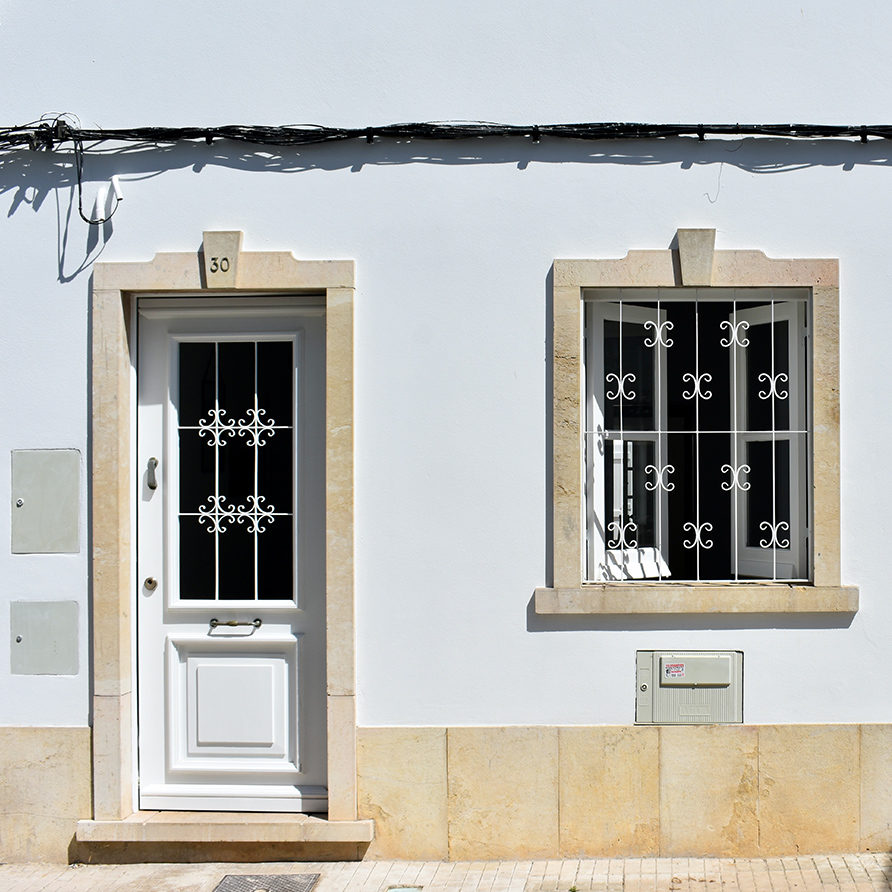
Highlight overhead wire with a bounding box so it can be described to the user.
[2,116,887,225]
[1,117,890,151]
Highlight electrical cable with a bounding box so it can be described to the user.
[3,117,892,152]
[4,116,888,225]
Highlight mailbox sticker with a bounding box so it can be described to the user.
[664,662,686,679]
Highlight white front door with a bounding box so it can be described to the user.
[136,297,327,812]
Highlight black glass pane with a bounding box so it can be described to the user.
[698,302,732,432]
[218,521,255,599]
[218,437,254,508]
[604,318,656,431]
[178,342,216,426]
[665,433,696,579]
[665,302,697,431]
[258,341,293,426]
[697,433,732,579]
[178,430,215,513]
[745,439,791,548]
[622,322,654,431]
[603,319,620,429]
[179,516,215,599]
[258,431,293,515]
[745,323,771,431]
[258,516,294,599]
[774,320,790,430]
[744,317,790,431]
[218,341,255,425]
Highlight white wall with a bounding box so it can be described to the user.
[0,0,889,726]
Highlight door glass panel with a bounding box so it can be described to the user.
[258,516,294,598]
[258,341,294,422]
[178,516,215,598]
[178,342,215,426]
[218,342,254,425]
[177,340,295,601]
[178,430,214,513]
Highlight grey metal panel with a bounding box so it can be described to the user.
[10,601,79,675]
[636,650,743,724]
[11,449,80,553]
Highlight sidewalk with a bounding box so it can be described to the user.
[1,854,890,891]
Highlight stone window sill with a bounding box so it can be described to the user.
[534,584,859,615]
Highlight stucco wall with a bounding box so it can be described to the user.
[0,1,889,732]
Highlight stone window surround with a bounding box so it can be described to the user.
[89,233,359,823]
[536,229,859,615]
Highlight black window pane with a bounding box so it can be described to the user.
[697,433,732,580]
[178,342,215,426]
[179,516,215,599]
[741,313,792,430]
[745,440,791,548]
[620,323,654,432]
[774,320,790,430]
[698,302,732,432]
[665,302,697,431]
[603,319,620,429]
[666,433,696,579]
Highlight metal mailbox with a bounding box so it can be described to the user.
[636,650,743,724]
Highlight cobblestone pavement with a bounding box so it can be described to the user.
[1,854,890,891]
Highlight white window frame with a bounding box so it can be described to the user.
[584,289,810,585]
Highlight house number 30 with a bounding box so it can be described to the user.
[209,256,230,273]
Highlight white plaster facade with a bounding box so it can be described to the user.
[0,0,890,861]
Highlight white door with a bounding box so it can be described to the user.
[136,297,327,812]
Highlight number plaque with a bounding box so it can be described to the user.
[202,230,242,287]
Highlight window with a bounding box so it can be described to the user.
[585,288,808,583]
[538,230,857,615]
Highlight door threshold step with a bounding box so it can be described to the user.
[76,812,375,844]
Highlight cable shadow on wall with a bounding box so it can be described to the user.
[1,134,892,280]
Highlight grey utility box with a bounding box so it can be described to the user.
[636,650,743,724]
[11,449,80,553]
[10,601,79,675]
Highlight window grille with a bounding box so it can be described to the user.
[584,288,810,583]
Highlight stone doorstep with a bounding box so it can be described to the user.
[76,812,375,844]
